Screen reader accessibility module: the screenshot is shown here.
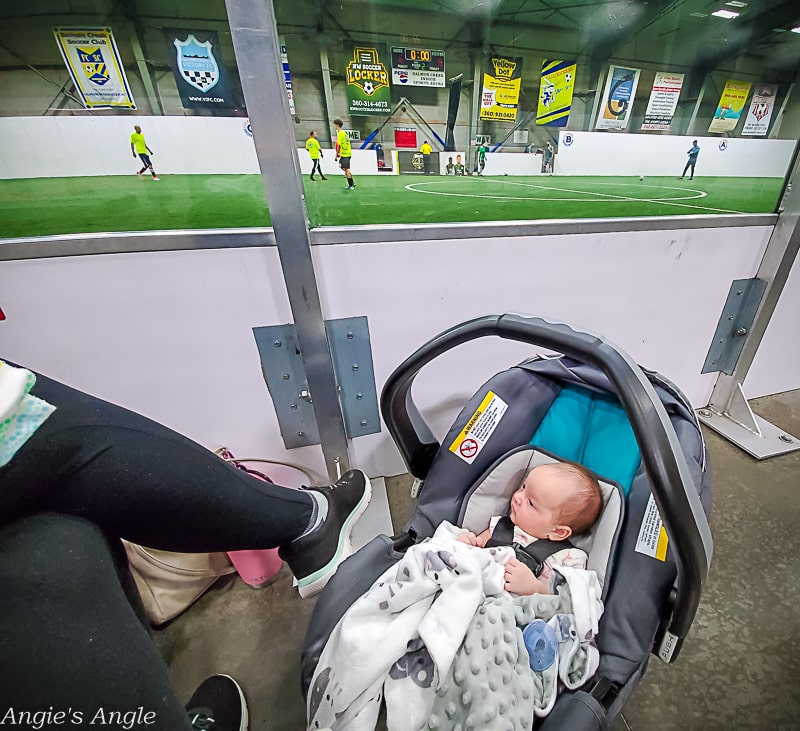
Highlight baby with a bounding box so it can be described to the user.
[457,462,602,595]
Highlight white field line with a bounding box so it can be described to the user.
[404,178,745,214]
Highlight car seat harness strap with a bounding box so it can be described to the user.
[484,516,574,577]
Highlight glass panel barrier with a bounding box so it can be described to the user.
[278,0,799,227]
[0,0,271,239]
[1,1,798,241]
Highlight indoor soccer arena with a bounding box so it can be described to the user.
[1,2,799,731]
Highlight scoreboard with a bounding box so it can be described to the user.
[390,47,446,88]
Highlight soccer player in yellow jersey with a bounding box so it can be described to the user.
[333,118,355,190]
[130,125,159,181]
[420,140,432,175]
[305,130,327,181]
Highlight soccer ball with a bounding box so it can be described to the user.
[639,175,645,181]
[363,81,374,96]
[565,72,573,84]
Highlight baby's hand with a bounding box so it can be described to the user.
[504,558,550,596]
[456,531,480,546]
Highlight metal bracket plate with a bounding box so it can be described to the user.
[698,389,800,460]
[253,317,380,449]
[702,278,767,375]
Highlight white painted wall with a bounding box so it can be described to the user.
[1,117,793,181]
[556,131,796,178]
[296,149,379,177]
[0,224,780,478]
[0,116,377,179]
[479,153,543,176]
[744,251,800,399]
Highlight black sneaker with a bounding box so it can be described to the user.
[279,470,372,598]
[186,674,248,730]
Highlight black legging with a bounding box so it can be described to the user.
[310,158,323,177]
[0,370,315,729]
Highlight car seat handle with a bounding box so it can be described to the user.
[380,313,712,655]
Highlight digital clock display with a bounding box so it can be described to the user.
[391,47,445,73]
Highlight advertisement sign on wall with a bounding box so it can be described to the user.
[346,44,392,116]
[166,29,235,110]
[397,150,439,174]
[53,27,135,109]
[641,72,684,131]
[595,65,641,130]
[281,44,295,116]
[708,80,752,133]
[480,55,524,121]
[741,84,778,137]
[391,47,445,87]
[536,60,577,127]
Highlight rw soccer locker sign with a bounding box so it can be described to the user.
[346,44,392,116]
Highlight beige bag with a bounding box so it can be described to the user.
[123,541,237,626]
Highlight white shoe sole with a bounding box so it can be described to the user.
[217,674,249,731]
[297,476,373,598]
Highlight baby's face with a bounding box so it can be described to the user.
[509,464,571,539]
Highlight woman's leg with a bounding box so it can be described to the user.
[0,513,195,730]
[3,369,370,594]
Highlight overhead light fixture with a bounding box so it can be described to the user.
[725,1,747,7]
[792,27,800,34]
[712,9,740,19]
[690,12,708,17]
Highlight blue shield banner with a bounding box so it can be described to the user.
[166,29,235,110]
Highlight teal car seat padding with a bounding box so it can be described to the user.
[531,384,641,495]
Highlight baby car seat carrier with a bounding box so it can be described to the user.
[302,314,713,730]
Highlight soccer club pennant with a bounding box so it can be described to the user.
[741,84,778,137]
[166,29,235,110]
[536,60,576,127]
[53,27,135,109]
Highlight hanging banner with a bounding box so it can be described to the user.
[595,65,640,130]
[280,44,296,116]
[641,72,684,131]
[741,83,778,136]
[165,29,235,110]
[536,60,576,127]
[480,55,524,122]
[53,27,135,109]
[346,44,392,116]
[391,46,446,87]
[708,80,752,133]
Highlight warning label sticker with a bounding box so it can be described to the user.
[635,493,669,561]
[449,391,508,464]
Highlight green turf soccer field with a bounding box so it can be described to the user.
[0,174,783,238]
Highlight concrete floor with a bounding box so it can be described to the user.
[156,390,800,730]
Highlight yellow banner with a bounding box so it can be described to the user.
[480,56,524,121]
[536,60,576,127]
[708,79,752,133]
[53,27,135,109]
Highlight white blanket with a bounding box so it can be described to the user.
[306,522,512,730]
[306,523,604,730]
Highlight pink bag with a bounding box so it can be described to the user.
[216,447,284,588]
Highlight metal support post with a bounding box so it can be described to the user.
[587,63,606,131]
[769,83,794,139]
[320,47,336,146]
[469,47,483,150]
[225,0,350,480]
[128,23,163,115]
[685,77,707,136]
[699,145,800,458]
